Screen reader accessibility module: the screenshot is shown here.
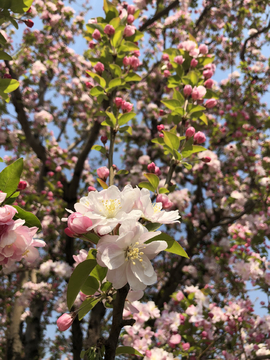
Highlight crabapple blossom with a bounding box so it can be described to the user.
[194,131,206,144]
[185,127,195,139]
[183,85,192,97]
[94,62,104,74]
[174,55,184,65]
[97,166,110,180]
[57,313,75,331]
[124,25,136,37]
[205,98,217,108]
[104,24,115,36]
[67,212,93,235]
[191,86,206,100]
[96,221,167,290]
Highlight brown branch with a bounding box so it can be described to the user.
[139,0,179,32]
[194,1,214,33]
[240,19,270,61]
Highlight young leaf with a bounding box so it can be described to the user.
[116,169,129,175]
[146,233,189,258]
[125,72,141,82]
[67,259,97,310]
[97,178,108,189]
[90,264,107,283]
[112,29,123,48]
[188,105,205,114]
[0,79,19,94]
[159,187,169,194]
[200,113,208,125]
[143,173,159,190]
[105,111,117,126]
[106,77,125,92]
[161,99,182,110]
[0,158,23,197]
[145,222,161,231]
[91,145,107,155]
[138,182,155,192]
[118,112,136,126]
[151,137,164,145]
[90,86,104,97]
[78,296,101,320]
[182,162,192,170]
[109,64,122,77]
[163,131,180,151]
[173,89,185,106]
[0,50,12,60]
[85,71,106,88]
[80,276,99,295]
[115,346,143,357]
[12,205,42,231]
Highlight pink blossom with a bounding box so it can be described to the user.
[127,14,135,24]
[182,343,190,351]
[104,24,115,36]
[183,85,192,97]
[94,62,104,74]
[156,194,173,209]
[0,205,17,224]
[194,131,206,144]
[147,162,156,173]
[129,56,140,70]
[127,4,136,14]
[190,58,198,67]
[73,249,88,266]
[92,29,101,40]
[169,334,181,346]
[157,124,164,132]
[57,313,75,331]
[0,192,7,203]
[124,25,136,37]
[97,166,110,180]
[204,78,214,88]
[121,101,133,113]
[164,70,170,77]
[203,69,213,79]
[191,86,206,100]
[205,98,217,108]
[162,54,169,61]
[67,212,93,235]
[18,180,27,190]
[199,44,208,54]
[185,126,195,138]
[87,186,96,192]
[174,55,184,65]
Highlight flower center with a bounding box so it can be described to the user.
[153,203,162,213]
[126,242,144,265]
[101,199,121,218]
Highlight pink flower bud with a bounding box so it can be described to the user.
[147,162,156,173]
[27,7,32,13]
[130,56,140,70]
[124,25,136,37]
[85,81,93,88]
[191,86,206,100]
[204,79,214,89]
[159,133,164,138]
[169,334,181,346]
[127,14,134,24]
[25,19,34,28]
[182,343,190,351]
[121,101,133,113]
[88,41,96,49]
[145,350,152,358]
[115,97,123,107]
[162,54,169,61]
[194,131,206,144]
[183,85,192,97]
[164,70,171,77]
[97,166,110,180]
[157,124,164,132]
[203,69,213,79]
[205,98,217,108]
[127,4,136,14]
[3,74,12,79]
[94,62,104,74]
[101,135,108,144]
[185,126,195,139]
[57,313,75,332]
[88,186,96,192]
[199,44,208,54]
[174,55,184,65]
[159,110,164,116]
[123,56,130,67]
[68,212,93,234]
[190,58,198,67]
[92,29,101,40]
[202,157,211,163]
[104,24,115,36]
[133,50,140,57]
[17,180,27,190]
[0,205,17,224]
[156,194,173,209]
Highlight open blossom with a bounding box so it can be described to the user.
[96,221,167,290]
[73,185,142,235]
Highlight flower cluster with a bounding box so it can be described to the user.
[0,193,45,270]
[63,185,180,290]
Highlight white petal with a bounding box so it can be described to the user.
[100,244,125,269]
[107,263,127,289]
[143,240,168,259]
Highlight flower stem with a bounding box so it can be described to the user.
[165,158,177,188]
[108,126,116,186]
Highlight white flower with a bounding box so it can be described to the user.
[74,185,142,235]
[96,222,167,290]
[136,188,180,224]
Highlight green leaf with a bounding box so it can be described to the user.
[116,169,129,175]
[90,86,104,97]
[181,139,207,158]
[0,79,19,94]
[200,113,208,125]
[118,112,136,126]
[143,173,159,190]
[10,0,33,12]
[110,17,120,29]
[100,281,112,292]
[91,264,107,283]
[91,145,107,155]
[0,158,23,197]
[101,119,114,127]
[138,182,155,192]
[125,72,141,82]
[115,346,143,357]
[125,30,144,42]
[85,71,106,88]
[109,64,122,77]
[97,178,108,189]
[80,276,99,295]
[145,222,161,231]
[12,205,42,231]
[9,17,18,29]
[188,105,205,114]
[106,77,124,91]
[119,125,132,134]
[173,89,185,106]
[146,233,189,258]
[112,29,123,48]
[159,187,169,194]
[78,296,101,320]
[182,162,192,170]
[205,88,219,99]
[119,41,139,52]
[83,232,99,244]
[163,131,180,151]
[0,50,12,60]
[161,99,182,110]
[67,259,97,310]
[151,137,164,145]
[187,70,198,86]
[105,111,116,126]
[0,33,7,45]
